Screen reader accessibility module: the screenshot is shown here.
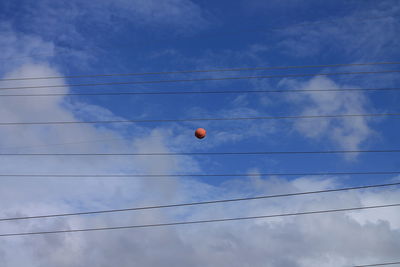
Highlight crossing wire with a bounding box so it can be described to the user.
[0,87,399,98]
[0,62,399,81]
[0,171,399,178]
[0,70,399,91]
[0,203,399,237]
[0,181,399,222]
[0,149,398,157]
[354,262,400,267]
[0,113,399,126]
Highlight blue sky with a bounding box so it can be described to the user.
[0,0,399,266]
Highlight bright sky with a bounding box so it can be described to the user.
[0,0,399,266]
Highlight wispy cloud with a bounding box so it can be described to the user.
[0,1,399,266]
[280,76,375,156]
[276,5,400,61]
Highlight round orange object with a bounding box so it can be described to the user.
[195,128,206,139]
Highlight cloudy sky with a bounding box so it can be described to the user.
[0,0,400,266]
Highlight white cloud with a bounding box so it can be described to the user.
[0,0,209,73]
[0,25,56,71]
[0,62,398,267]
[277,4,400,60]
[0,2,398,266]
[280,76,375,156]
[1,161,400,267]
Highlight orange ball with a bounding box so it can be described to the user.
[195,128,206,139]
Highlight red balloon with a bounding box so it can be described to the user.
[195,128,206,139]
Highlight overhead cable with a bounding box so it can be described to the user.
[1,171,399,178]
[0,87,399,98]
[354,261,400,267]
[0,62,398,81]
[0,113,398,126]
[0,70,399,91]
[0,203,399,237]
[0,149,399,157]
[0,181,399,222]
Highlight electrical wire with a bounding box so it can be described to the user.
[0,171,399,178]
[0,70,399,91]
[0,149,398,157]
[1,203,399,237]
[0,181,399,222]
[0,87,399,98]
[354,262,400,267]
[0,113,398,126]
[0,62,399,81]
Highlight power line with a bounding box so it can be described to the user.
[0,113,399,126]
[354,262,400,267]
[0,171,399,178]
[1,203,399,237]
[1,181,399,222]
[0,70,399,91]
[1,62,399,81]
[0,149,398,157]
[0,87,399,98]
